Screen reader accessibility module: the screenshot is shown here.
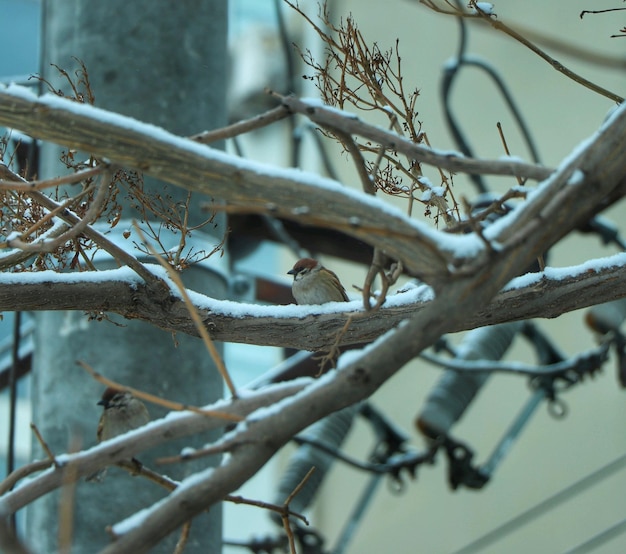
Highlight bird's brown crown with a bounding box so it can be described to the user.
[98,387,126,408]
[288,257,318,275]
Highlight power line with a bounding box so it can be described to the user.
[564,517,626,554]
[453,452,626,554]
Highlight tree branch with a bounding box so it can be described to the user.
[277,94,554,181]
[1,84,626,552]
[0,256,625,350]
[0,85,454,280]
[0,382,306,516]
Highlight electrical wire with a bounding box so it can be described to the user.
[6,312,21,532]
[441,0,541,194]
[563,517,626,554]
[452,452,626,553]
[273,0,299,168]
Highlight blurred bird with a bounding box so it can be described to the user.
[87,387,149,482]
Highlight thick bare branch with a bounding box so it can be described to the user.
[0,85,452,280]
[190,104,290,143]
[1,95,625,548]
[0,88,624,349]
[0,382,306,516]
[100,103,626,549]
[0,256,625,349]
[277,95,554,181]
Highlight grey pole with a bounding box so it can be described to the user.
[29,1,228,552]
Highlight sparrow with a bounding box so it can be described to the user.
[96,387,150,442]
[288,258,349,304]
[87,387,150,482]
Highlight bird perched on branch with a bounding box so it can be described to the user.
[87,387,150,482]
[288,258,349,304]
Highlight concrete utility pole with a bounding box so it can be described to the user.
[29,1,228,552]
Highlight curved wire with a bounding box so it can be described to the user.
[292,434,432,478]
[440,12,486,191]
[441,1,541,193]
[273,0,299,168]
[459,56,542,164]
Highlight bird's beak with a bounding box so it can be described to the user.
[97,399,108,407]
[287,268,298,275]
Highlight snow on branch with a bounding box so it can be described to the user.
[1,84,458,280]
[0,381,306,514]
[0,83,626,342]
[2,85,626,286]
[278,94,553,181]
[2,68,626,551]
[0,254,625,350]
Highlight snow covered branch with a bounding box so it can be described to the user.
[0,84,454,280]
[278,94,553,181]
[1,70,626,551]
[0,256,626,350]
[0,382,305,515]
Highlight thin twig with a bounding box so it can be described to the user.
[132,223,238,398]
[420,132,460,222]
[30,423,58,467]
[225,495,309,525]
[0,165,105,191]
[173,523,191,554]
[444,187,527,234]
[190,105,290,143]
[105,461,192,549]
[7,176,106,253]
[113,458,308,547]
[0,163,161,285]
[155,436,238,465]
[331,128,377,195]
[121,452,309,525]
[460,197,496,253]
[361,261,379,310]
[580,8,626,18]
[285,512,297,554]
[362,248,395,311]
[281,466,316,554]
[464,0,623,103]
[58,435,81,554]
[284,466,316,506]
[496,122,524,187]
[29,189,161,283]
[1,186,92,249]
[513,20,626,69]
[496,122,546,269]
[0,459,55,495]
[115,459,180,489]
[315,314,360,373]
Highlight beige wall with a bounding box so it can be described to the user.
[300,1,626,553]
